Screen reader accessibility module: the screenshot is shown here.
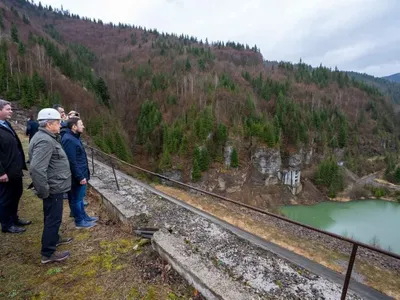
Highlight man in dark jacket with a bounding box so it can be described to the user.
[53,104,68,138]
[61,118,98,229]
[0,99,31,234]
[26,115,39,143]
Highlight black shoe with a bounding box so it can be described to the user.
[2,225,26,233]
[56,237,73,247]
[41,251,70,264]
[15,219,32,226]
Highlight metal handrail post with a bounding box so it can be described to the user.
[91,148,95,175]
[341,244,358,300]
[110,157,120,190]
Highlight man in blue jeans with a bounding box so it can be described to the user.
[61,117,98,229]
[29,108,73,264]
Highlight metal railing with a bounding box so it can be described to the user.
[85,143,400,300]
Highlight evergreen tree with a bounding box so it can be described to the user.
[0,11,4,29]
[0,54,7,93]
[22,14,30,24]
[179,135,189,156]
[159,149,172,170]
[18,42,25,56]
[315,157,344,198]
[338,121,348,148]
[32,71,46,96]
[95,77,110,107]
[199,148,210,171]
[393,167,400,183]
[198,58,205,71]
[192,158,201,181]
[11,23,19,43]
[385,153,396,174]
[114,131,131,162]
[185,58,191,71]
[231,148,239,168]
[136,100,162,144]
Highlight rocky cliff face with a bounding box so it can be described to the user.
[251,147,282,186]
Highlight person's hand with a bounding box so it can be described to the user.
[80,178,87,185]
[0,174,9,183]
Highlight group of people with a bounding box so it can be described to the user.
[0,99,98,264]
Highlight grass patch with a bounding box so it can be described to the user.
[0,133,202,300]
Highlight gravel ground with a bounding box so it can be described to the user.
[90,160,364,299]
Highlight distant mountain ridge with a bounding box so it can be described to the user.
[383,73,400,83]
[346,71,400,105]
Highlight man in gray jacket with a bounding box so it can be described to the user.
[29,108,72,264]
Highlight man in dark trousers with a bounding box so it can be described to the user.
[26,115,39,142]
[0,99,31,234]
[61,118,97,229]
[29,108,72,264]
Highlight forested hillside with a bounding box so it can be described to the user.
[1,0,400,201]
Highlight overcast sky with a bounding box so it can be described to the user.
[40,0,400,77]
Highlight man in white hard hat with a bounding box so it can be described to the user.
[29,108,72,264]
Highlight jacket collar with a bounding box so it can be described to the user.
[66,128,81,138]
[39,127,58,139]
[0,120,15,135]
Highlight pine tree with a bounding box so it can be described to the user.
[192,158,201,181]
[114,131,131,162]
[179,135,189,156]
[394,167,400,183]
[32,71,46,96]
[11,23,19,43]
[159,149,172,170]
[0,11,4,30]
[199,148,210,171]
[18,42,25,56]
[95,77,110,107]
[22,14,30,25]
[185,58,191,71]
[338,121,348,148]
[0,55,7,94]
[231,148,239,168]
[198,58,205,71]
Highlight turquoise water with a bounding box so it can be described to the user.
[280,200,400,254]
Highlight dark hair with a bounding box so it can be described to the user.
[68,111,80,118]
[52,104,63,110]
[66,117,81,129]
[28,115,34,120]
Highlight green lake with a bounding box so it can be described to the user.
[280,200,400,255]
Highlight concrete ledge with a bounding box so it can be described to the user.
[87,159,372,300]
[153,230,253,300]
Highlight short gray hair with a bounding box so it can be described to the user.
[39,120,58,127]
[39,120,48,127]
[0,99,11,110]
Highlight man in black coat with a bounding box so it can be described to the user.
[0,99,31,233]
[26,115,39,142]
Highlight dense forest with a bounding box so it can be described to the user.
[1,0,400,198]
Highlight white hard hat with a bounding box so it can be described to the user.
[37,108,61,121]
